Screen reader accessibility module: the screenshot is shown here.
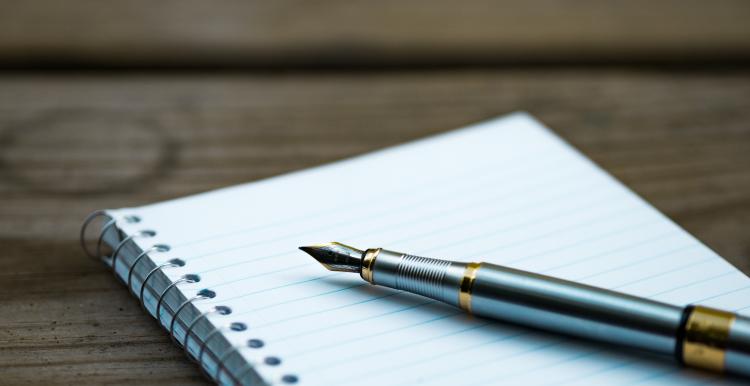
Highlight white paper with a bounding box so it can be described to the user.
[112,113,750,386]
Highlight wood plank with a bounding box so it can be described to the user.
[1,1,750,67]
[0,239,208,385]
[1,69,749,384]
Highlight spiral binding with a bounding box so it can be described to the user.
[154,273,201,326]
[198,322,248,380]
[215,345,242,380]
[139,258,185,312]
[80,210,113,260]
[127,244,171,295]
[169,288,216,347]
[216,338,286,383]
[81,211,300,385]
[110,229,156,280]
[183,306,232,353]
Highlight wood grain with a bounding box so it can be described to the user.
[1,1,750,67]
[1,69,749,384]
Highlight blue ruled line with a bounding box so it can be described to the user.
[187,172,612,277]
[179,164,594,265]
[189,202,647,302]
[167,151,572,250]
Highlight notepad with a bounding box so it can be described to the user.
[92,112,749,386]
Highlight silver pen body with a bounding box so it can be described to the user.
[362,248,750,378]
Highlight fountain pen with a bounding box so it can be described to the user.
[299,242,750,378]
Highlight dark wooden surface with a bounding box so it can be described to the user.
[1,1,750,67]
[2,2,750,384]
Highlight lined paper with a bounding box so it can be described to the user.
[112,113,750,386]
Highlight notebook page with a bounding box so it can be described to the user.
[111,113,750,386]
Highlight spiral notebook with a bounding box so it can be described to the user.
[83,112,750,386]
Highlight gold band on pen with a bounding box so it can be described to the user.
[682,306,736,372]
[459,262,481,313]
[361,248,381,283]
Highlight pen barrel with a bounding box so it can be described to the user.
[469,263,750,377]
[366,249,750,377]
[469,263,684,355]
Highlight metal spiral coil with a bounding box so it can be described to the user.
[184,306,233,359]
[80,210,115,260]
[127,244,171,295]
[155,273,201,327]
[110,229,156,279]
[198,322,247,383]
[81,210,301,385]
[170,289,217,348]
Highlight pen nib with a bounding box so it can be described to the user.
[299,242,363,273]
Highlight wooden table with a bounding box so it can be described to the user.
[1,2,750,385]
